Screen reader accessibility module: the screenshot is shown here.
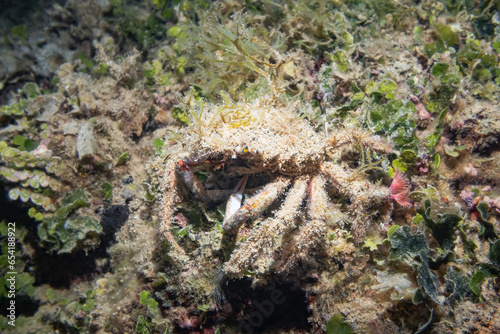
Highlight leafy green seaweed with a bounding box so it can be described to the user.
[38,188,102,253]
[416,261,445,304]
[476,201,499,240]
[469,240,500,296]
[387,225,445,304]
[445,267,473,303]
[55,188,90,219]
[417,199,462,250]
[368,100,419,151]
[387,225,429,262]
[326,314,355,334]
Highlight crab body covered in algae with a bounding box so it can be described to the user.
[160,94,398,279]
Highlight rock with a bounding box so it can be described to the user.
[76,121,97,160]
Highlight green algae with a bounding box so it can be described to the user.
[418,199,462,250]
[368,99,419,151]
[38,189,102,254]
[326,314,355,334]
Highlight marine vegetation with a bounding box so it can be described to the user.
[0,0,500,333]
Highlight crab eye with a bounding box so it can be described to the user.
[237,145,249,154]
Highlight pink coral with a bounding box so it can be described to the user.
[390,170,413,207]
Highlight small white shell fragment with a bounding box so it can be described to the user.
[76,121,97,160]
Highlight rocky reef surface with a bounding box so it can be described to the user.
[1,0,500,333]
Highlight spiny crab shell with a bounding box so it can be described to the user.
[184,98,326,176]
[161,97,394,277]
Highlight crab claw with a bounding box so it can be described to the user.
[222,176,290,234]
[223,175,249,225]
[177,159,207,201]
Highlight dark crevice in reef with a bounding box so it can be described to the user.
[0,294,40,317]
[0,185,130,288]
[0,184,27,226]
[141,114,165,136]
[32,204,129,288]
[222,278,311,333]
[99,204,130,243]
[32,242,116,289]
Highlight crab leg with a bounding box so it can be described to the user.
[276,175,329,271]
[222,176,291,234]
[160,160,188,259]
[326,128,393,155]
[321,161,390,216]
[223,177,309,276]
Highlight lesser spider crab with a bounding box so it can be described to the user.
[161,95,395,277]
